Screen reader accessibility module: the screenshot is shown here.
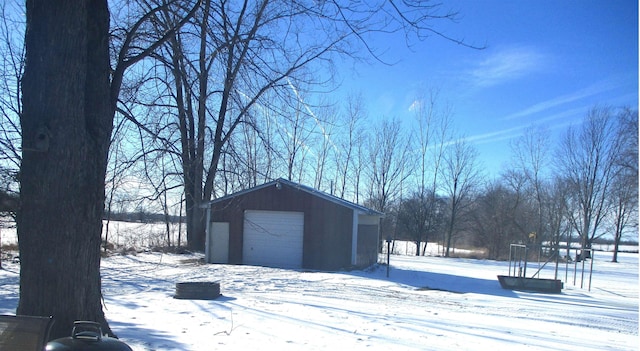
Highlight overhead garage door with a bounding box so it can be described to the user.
[243,210,304,268]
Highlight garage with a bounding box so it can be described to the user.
[204,178,383,270]
[242,210,304,268]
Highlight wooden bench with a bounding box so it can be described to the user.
[0,315,54,351]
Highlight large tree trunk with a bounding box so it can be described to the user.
[184,185,206,251]
[18,0,113,340]
[181,130,206,251]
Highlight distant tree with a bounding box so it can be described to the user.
[281,97,316,183]
[510,126,551,243]
[397,190,445,255]
[334,93,366,201]
[397,194,426,255]
[411,89,452,255]
[364,119,412,243]
[610,108,638,262]
[471,172,538,259]
[545,176,572,259]
[365,119,412,216]
[471,182,520,259]
[615,108,639,179]
[353,131,368,205]
[226,104,276,189]
[440,139,481,257]
[555,107,621,257]
[313,102,338,192]
[609,175,637,262]
[502,169,540,237]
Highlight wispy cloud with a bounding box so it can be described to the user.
[502,81,617,120]
[408,100,421,112]
[457,106,587,149]
[460,125,524,146]
[468,46,545,87]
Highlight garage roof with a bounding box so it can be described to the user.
[202,178,384,217]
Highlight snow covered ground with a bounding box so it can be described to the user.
[0,248,637,350]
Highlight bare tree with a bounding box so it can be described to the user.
[396,194,426,253]
[144,0,340,248]
[226,114,272,189]
[312,102,338,192]
[610,108,638,262]
[555,107,621,257]
[616,108,639,178]
[365,119,412,243]
[353,130,368,205]
[546,176,573,259]
[19,0,116,338]
[471,180,530,259]
[413,90,451,194]
[609,174,637,262]
[440,138,481,257]
[18,0,198,339]
[103,118,129,252]
[510,126,551,243]
[411,89,452,254]
[130,0,477,250]
[334,93,366,200]
[0,1,24,215]
[397,189,445,255]
[279,98,316,183]
[366,119,411,213]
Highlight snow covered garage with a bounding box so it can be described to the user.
[203,178,383,270]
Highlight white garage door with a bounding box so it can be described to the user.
[243,210,304,268]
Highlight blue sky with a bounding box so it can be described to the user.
[337,0,638,176]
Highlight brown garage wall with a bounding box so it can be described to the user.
[208,181,355,270]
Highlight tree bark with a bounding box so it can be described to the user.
[18,0,113,340]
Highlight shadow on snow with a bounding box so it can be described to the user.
[354,264,520,298]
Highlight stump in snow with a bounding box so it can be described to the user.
[174,281,220,300]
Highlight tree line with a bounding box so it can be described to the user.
[108,87,638,262]
[102,100,640,262]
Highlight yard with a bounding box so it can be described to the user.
[0,241,637,350]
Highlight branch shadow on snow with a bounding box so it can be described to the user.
[109,320,192,350]
[358,265,520,298]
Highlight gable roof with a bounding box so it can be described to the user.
[203,178,384,217]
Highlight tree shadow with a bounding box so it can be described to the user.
[352,265,520,298]
[109,320,191,350]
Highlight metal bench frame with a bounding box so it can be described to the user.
[0,314,54,351]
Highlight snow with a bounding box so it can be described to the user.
[0,248,638,350]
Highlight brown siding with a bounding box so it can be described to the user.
[209,182,355,270]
